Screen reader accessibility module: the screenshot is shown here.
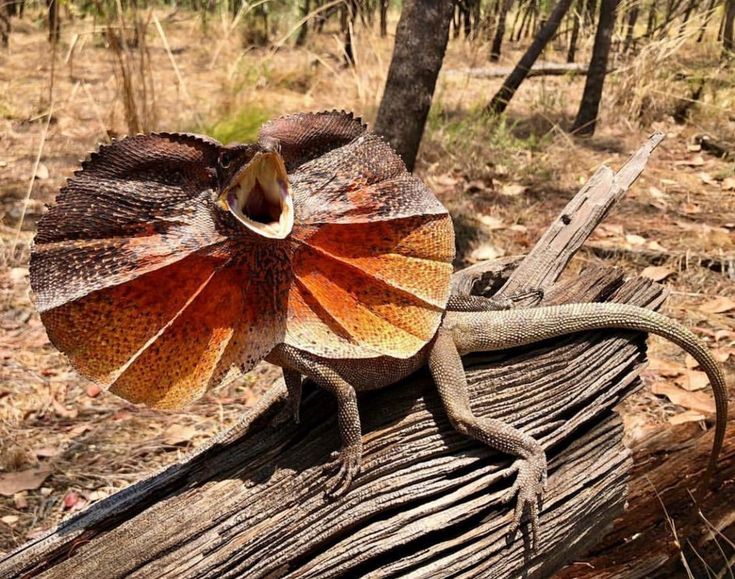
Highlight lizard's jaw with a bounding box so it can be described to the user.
[219,152,294,239]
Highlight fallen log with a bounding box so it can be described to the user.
[446,62,588,79]
[1,132,728,578]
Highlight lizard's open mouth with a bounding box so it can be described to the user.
[219,152,294,239]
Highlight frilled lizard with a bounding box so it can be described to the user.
[30,111,728,547]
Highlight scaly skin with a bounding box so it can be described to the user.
[30,111,728,551]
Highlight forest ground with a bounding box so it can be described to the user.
[0,7,733,562]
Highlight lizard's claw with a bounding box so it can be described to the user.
[502,452,547,552]
[323,445,362,499]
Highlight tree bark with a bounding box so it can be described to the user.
[0,0,9,48]
[487,0,575,114]
[571,0,620,135]
[379,0,388,36]
[623,0,639,53]
[5,135,727,579]
[723,0,735,58]
[374,0,453,170]
[46,0,59,43]
[697,0,717,42]
[295,0,309,47]
[489,0,513,61]
[566,0,582,62]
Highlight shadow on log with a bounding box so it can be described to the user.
[1,133,731,578]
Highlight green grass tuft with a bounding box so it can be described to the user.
[198,106,272,144]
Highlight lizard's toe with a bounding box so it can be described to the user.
[323,446,362,499]
[504,452,547,552]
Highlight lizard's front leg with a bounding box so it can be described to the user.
[275,346,363,498]
[428,329,547,549]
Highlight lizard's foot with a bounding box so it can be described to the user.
[503,450,547,551]
[323,444,363,499]
[505,287,544,308]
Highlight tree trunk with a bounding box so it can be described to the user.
[697,0,717,42]
[46,0,60,43]
[490,0,513,61]
[623,0,639,53]
[295,0,309,47]
[9,135,730,579]
[0,0,9,47]
[379,0,388,36]
[572,0,620,135]
[487,0,575,114]
[677,0,696,36]
[645,0,657,37]
[723,0,735,58]
[374,0,453,170]
[340,2,354,66]
[566,0,582,62]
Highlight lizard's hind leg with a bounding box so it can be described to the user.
[428,329,547,549]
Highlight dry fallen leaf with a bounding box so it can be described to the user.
[0,468,52,497]
[13,493,28,510]
[470,243,504,262]
[625,233,646,246]
[674,155,705,167]
[684,353,698,369]
[712,348,732,363]
[500,183,527,197]
[669,410,706,426]
[698,172,717,186]
[34,446,61,459]
[36,163,49,180]
[647,357,685,377]
[162,424,198,446]
[679,202,701,214]
[675,370,709,392]
[1,515,19,526]
[699,297,735,314]
[641,266,674,282]
[652,383,716,414]
[722,177,735,191]
[477,214,505,230]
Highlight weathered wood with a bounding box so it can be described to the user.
[3,133,721,579]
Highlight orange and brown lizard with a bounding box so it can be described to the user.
[30,111,728,548]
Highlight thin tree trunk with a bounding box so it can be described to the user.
[487,0,575,114]
[463,0,472,36]
[490,0,512,61]
[0,0,9,47]
[295,0,309,46]
[697,0,717,42]
[379,0,388,36]
[623,0,639,53]
[645,0,656,37]
[723,0,735,58]
[677,0,696,36]
[572,0,621,135]
[46,0,60,43]
[374,0,453,170]
[566,0,581,61]
[340,2,354,66]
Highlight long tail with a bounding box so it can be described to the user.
[447,302,728,486]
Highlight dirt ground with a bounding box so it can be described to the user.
[0,8,733,556]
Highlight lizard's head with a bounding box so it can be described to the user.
[215,141,294,240]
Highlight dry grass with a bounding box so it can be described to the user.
[0,4,733,556]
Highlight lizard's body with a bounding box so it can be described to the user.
[30,111,728,549]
